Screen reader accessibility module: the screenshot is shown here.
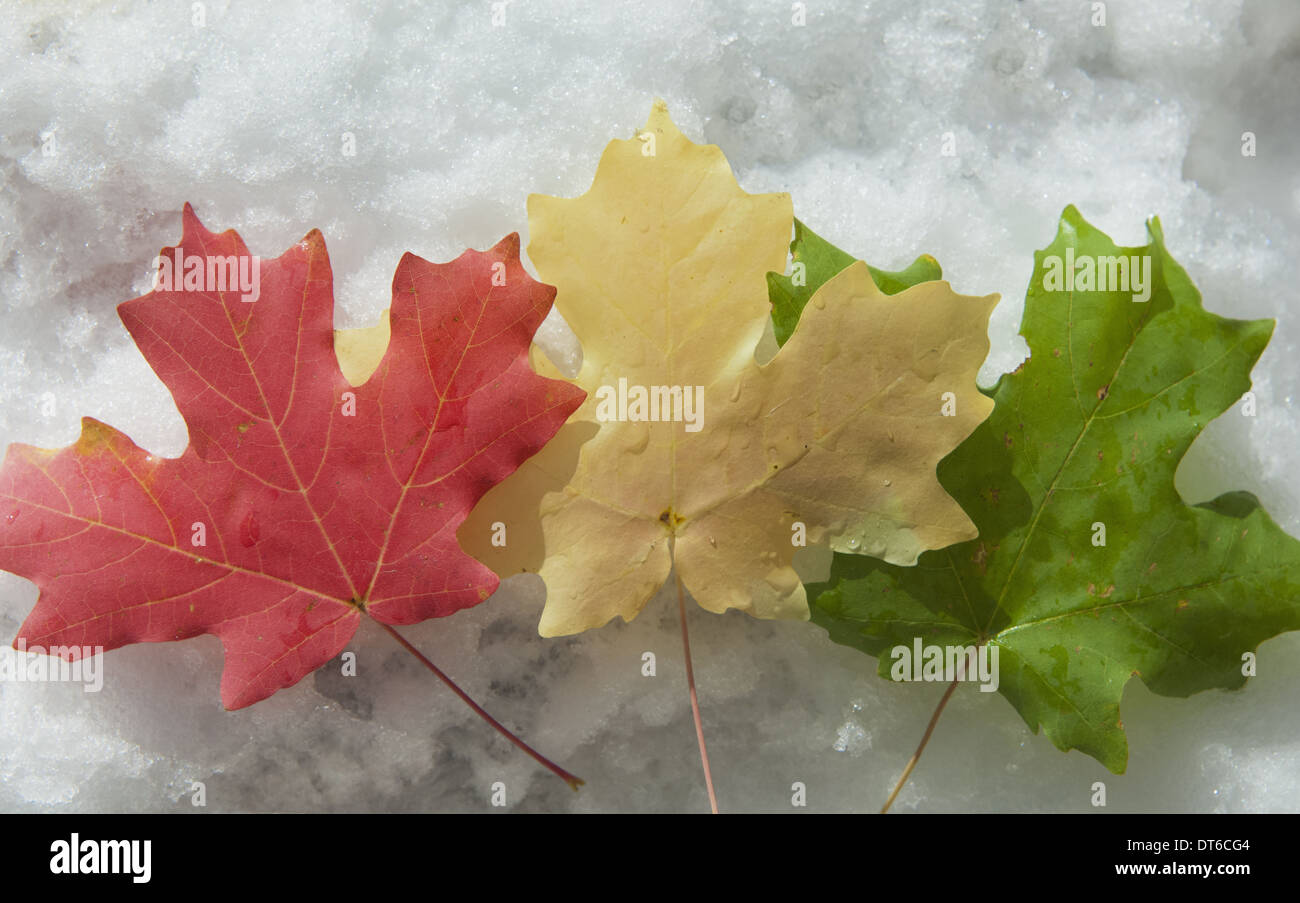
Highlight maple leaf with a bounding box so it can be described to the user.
[0,204,585,711]
[767,218,942,347]
[461,101,999,637]
[804,206,1300,778]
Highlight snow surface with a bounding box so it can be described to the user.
[1,0,1299,813]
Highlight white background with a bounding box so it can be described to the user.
[1,0,1298,812]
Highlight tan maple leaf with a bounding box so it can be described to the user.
[462,101,997,636]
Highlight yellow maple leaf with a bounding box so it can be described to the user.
[461,101,998,637]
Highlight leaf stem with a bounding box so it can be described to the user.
[370,615,583,792]
[880,675,959,813]
[674,563,719,814]
[882,641,980,812]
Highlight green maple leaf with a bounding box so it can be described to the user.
[779,206,1300,772]
[767,219,942,345]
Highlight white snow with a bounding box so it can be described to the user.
[1,0,1298,812]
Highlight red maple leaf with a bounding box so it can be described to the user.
[0,205,584,721]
